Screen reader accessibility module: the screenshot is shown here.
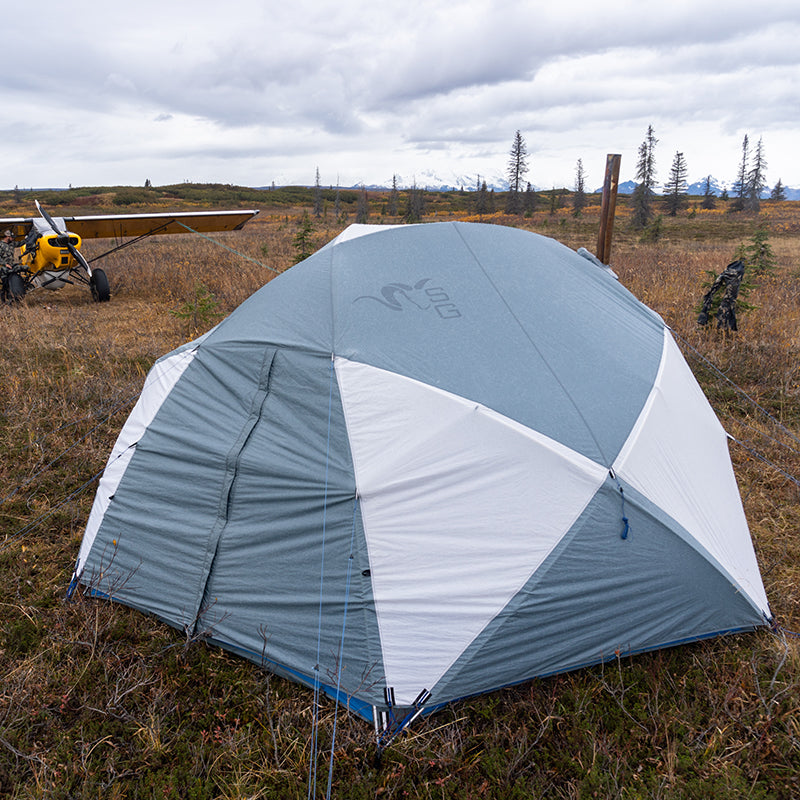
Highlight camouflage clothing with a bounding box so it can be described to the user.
[0,237,22,302]
[0,238,14,269]
[698,259,745,332]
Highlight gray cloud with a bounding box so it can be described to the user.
[3,0,799,188]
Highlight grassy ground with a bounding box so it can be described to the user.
[1,194,799,798]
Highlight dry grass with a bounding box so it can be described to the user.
[1,200,799,798]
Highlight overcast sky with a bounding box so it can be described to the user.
[4,0,799,191]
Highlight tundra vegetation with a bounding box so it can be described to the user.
[1,185,799,799]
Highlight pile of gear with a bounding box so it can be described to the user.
[698,259,746,331]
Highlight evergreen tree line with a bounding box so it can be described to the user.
[629,125,785,228]
[302,127,788,226]
[490,128,786,224]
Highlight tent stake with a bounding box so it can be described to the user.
[596,154,621,265]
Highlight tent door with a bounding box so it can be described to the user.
[187,348,277,631]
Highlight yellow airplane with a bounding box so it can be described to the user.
[0,201,259,303]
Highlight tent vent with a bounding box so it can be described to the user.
[619,485,630,540]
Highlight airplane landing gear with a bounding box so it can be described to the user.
[1,271,26,303]
[90,268,110,302]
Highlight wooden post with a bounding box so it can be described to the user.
[597,154,621,264]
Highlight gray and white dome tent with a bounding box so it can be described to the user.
[72,221,771,741]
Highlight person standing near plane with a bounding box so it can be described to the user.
[0,229,14,272]
[0,229,21,302]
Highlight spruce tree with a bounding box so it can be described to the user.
[405,182,425,222]
[548,188,563,215]
[664,151,688,216]
[631,124,658,228]
[730,135,749,212]
[292,212,315,264]
[637,125,658,190]
[388,175,399,216]
[475,180,489,216]
[770,179,786,201]
[740,226,774,276]
[505,189,521,215]
[313,167,322,218]
[524,182,537,215]
[745,137,767,213]
[572,159,587,215]
[506,130,529,214]
[356,185,369,223]
[700,175,716,210]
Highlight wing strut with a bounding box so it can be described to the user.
[85,221,177,264]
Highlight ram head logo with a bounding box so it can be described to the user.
[355,278,432,311]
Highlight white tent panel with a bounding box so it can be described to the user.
[613,331,770,616]
[76,346,199,575]
[335,357,609,705]
[317,223,407,252]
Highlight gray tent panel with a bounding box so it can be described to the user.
[326,223,664,463]
[452,223,666,462]
[429,477,764,706]
[192,223,665,463]
[197,349,386,704]
[202,242,336,354]
[82,342,277,626]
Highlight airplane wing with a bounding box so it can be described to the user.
[0,209,259,243]
[63,209,260,239]
[0,217,34,243]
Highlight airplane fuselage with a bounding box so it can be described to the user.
[20,230,85,290]
[0,203,258,302]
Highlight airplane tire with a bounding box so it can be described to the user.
[3,272,26,303]
[90,269,111,302]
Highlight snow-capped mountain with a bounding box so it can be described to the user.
[342,170,800,200]
[367,171,509,192]
[601,177,799,200]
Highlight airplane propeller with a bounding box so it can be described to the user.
[0,202,257,303]
[35,200,94,277]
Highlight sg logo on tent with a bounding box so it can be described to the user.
[354,278,461,319]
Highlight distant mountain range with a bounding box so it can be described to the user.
[353,172,800,201]
[612,178,800,201]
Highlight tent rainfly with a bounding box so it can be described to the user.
[71,221,771,741]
